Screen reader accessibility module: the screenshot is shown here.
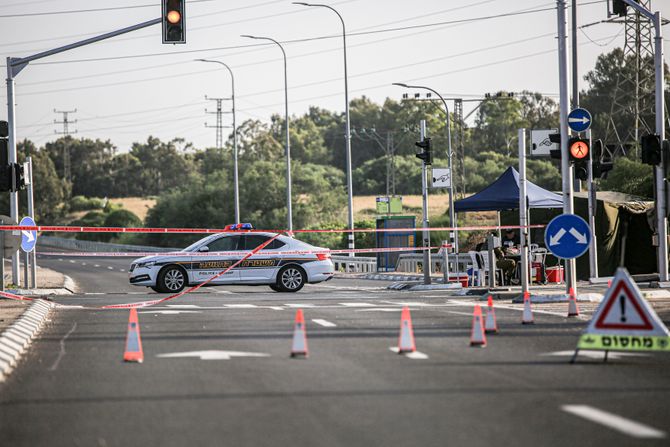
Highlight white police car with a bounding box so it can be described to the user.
[128,224,335,293]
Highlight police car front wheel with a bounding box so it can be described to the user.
[276,265,306,292]
[157,265,187,293]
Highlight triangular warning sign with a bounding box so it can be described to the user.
[575,268,670,354]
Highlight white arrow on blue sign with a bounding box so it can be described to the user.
[544,214,591,259]
[19,216,37,253]
[567,108,592,133]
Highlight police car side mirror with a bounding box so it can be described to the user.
[198,246,209,252]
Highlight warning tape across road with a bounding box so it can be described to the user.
[0,223,545,234]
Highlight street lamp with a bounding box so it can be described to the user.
[241,34,293,231]
[393,82,458,252]
[293,2,354,256]
[195,58,240,224]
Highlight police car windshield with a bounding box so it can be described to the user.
[182,234,220,252]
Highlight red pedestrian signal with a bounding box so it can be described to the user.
[568,138,589,162]
[162,0,185,44]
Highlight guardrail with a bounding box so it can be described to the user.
[395,253,470,275]
[331,255,377,273]
[37,236,174,253]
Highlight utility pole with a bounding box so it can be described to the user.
[419,120,431,285]
[54,108,77,181]
[205,96,229,149]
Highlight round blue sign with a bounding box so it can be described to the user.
[567,108,592,133]
[544,214,591,259]
[19,216,37,253]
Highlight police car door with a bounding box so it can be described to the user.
[238,234,282,282]
[190,234,241,284]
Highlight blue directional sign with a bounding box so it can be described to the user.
[567,108,592,133]
[544,214,591,259]
[19,216,37,253]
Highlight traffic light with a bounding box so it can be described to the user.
[11,162,25,192]
[415,138,432,165]
[0,121,9,192]
[568,137,589,181]
[612,0,628,17]
[162,0,185,44]
[641,134,662,165]
[549,132,561,159]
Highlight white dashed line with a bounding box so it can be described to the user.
[120,269,125,272]
[285,303,317,308]
[81,262,87,266]
[107,266,114,270]
[562,405,666,439]
[94,264,100,268]
[312,319,337,327]
[338,302,375,307]
[69,260,75,264]
[224,304,258,309]
[358,308,403,312]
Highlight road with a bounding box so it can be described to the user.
[0,254,668,446]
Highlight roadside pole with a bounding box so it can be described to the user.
[420,120,431,285]
[557,0,577,294]
[586,130,598,279]
[27,157,36,288]
[518,128,530,295]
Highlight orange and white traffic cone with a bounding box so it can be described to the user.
[123,308,144,363]
[397,306,416,353]
[484,296,498,333]
[290,309,309,358]
[567,287,580,317]
[470,304,487,347]
[522,290,534,325]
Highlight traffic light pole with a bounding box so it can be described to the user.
[586,129,598,279]
[5,18,161,285]
[557,0,577,294]
[420,120,431,285]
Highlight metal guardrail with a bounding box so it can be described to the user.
[331,255,377,273]
[37,236,174,253]
[395,253,471,275]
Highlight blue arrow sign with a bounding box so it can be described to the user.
[567,108,592,133]
[544,214,591,259]
[19,216,37,253]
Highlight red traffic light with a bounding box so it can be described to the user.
[167,10,181,24]
[569,138,589,161]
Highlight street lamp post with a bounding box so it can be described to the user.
[241,35,293,231]
[196,58,240,224]
[293,2,354,256]
[393,83,457,252]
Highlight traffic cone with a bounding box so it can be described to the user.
[470,304,487,347]
[522,290,534,325]
[607,279,612,288]
[567,287,580,317]
[290,309,309,358]
[484,296,498,333]
[123,308,144,363]
[397,306,416,353]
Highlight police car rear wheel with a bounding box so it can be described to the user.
[158,265,187,293]
[277,265,305,292]
[269,284,283,292]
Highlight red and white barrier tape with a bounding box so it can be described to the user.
[0,223,545,234]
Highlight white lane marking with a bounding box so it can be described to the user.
[58,258,63,261]
[49,322,77,371]
[94,264,100,268]
[358,308,404,312]
[224,304,258,309]
[107,266,114,270]
[166,304,201,309]
[81,262,87,266]
[156,350,270,360]
[120,269,125,272]
[69,260,75,263]
[211,289,235,294]
[542,350,649,359]
[389,347,429,359]
[381,301,430,307]
[267,306,284,310]
[138,310,202,315]
[312,319,337,327]
[338,302,375,307]
[446,299,588,319]
[445,310,476,317]
[561,405,666,439]
[285,303,317,308]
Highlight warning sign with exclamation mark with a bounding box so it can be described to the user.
[594,280,654,330]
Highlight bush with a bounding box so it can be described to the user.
[103,209,142,229]
[70,211,110,242]
[70,196,106,211]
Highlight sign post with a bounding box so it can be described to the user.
[19,216,37,289]
[544,214,591,260]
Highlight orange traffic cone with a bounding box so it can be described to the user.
[567,287,580,317]
[397,306,416,353]
[484,296,498,333]
[470,304,487,347]
[522,290,534,325]
[607,279,612,288]
[290,309,309,358]
[123,308,144,363]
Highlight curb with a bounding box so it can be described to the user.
[0,299,55,382]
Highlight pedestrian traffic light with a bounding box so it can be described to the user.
[641,134,662,165]
[568,137,589,162]
[415,138,432,165]
[162,0,185,44]
[11,162,25,192]
[611,0,628,17]
[549,132,561,159]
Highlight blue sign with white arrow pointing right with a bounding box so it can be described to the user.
[544,214,591,259]
[567,107,592,133]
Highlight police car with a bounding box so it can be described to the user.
[128,224,335,293]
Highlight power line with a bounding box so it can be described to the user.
[0,0,216,18]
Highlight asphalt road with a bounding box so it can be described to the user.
[0,255,668,446]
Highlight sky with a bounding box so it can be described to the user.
[1,0,669,152]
